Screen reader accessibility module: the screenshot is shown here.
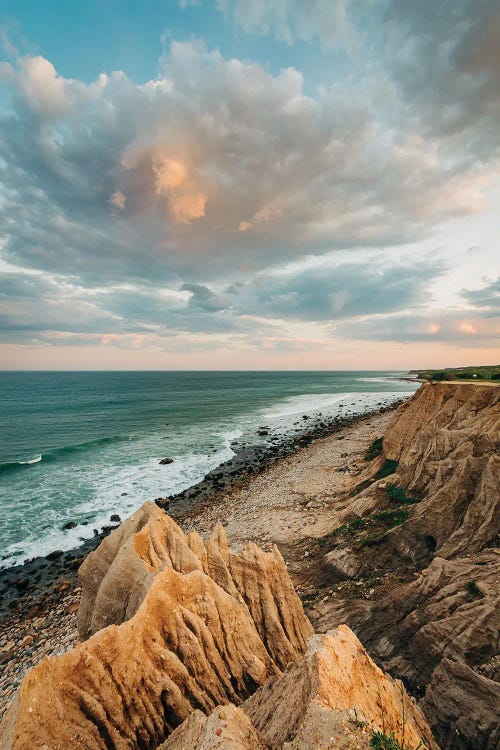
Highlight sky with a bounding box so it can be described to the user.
[0,0,498,370]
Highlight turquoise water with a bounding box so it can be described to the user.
[0,371,418,568]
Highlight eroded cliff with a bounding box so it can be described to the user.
[0,505,437,750]
[308,383,499,749]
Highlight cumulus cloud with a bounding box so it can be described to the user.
[1,36,497,285]
[1,4,499,357]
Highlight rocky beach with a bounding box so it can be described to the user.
[0,400,403,718]
[1,381,498,749]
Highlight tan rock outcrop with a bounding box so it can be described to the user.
[314,551,499,748]
[79,501,313,674]
[308,383,499,749]
[382,382,499,557]
[1,506,313,750]
[158,705,268,750]
[245,626,437,750]
[161,627,437,750]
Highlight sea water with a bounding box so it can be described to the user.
[0,371,418,568]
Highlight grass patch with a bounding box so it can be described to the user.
[359,509,409,546]
[374,459,399,480]
[386,483,422,506]
[417,364,500,382]
[318,516,368,545]
[370,731,404,750]
[319,508,409,550]
[372,508,409,527]
[365,437,384,461]
[467,580,483,598]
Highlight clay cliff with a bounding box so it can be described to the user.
[309,383,499,750]
[78,500,313,673]
[383,382,499,558]
[0,506,436,750]
[161,626,437,750]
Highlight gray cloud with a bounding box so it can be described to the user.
[1,35,497,287]
[336,310,499,347]
[1,6,499,354]
[460,277,500,317]
[231,258,444,321]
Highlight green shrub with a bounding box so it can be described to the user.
[386,483,421,506]
[375,459,399,480]
[372,508,409,527]
[319,516,368,544]
[370,731,404,750]
[467,580,483,598]
[365,437,384,461]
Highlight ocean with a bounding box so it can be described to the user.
[0,371,418,569]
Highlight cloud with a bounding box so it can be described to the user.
[1,37,497,287]
[229,255,445,322]
[336,309,500,347]
[109,191,126,210]
[461,277,499,316]
[1,8,499,359]
[214,0,361,53]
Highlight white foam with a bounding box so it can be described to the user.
[262,393,350,419]
[18,454,42,464]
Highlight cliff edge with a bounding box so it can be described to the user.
[0,505,436,750]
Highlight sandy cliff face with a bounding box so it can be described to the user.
[310,383,499,750]
[0,505,437,750]
[0,507,314,750]
[78,501,313,671]
[161,626,437,750]
[382,382,499,558]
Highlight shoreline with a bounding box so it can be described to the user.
[0,394,410,609]
[0,398,406,719]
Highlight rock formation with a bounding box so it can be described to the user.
[244,626,437,750]
[0,507,314,750]
[383,382,499,558]
[309,383,499,750]
[158,705,268,750]
[78,501,313,674]
[161,626,438,750]
[0,505,437,750]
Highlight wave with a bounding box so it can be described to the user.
[262,393,350,419]
[0,434,129,474]
[355,377,395,383]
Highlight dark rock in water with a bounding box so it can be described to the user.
[101,524,119,534]
[121,492,128,496]
[302,415,310,420]
[93,529,99,536]
[46,550,64,562]
[159,457,174,465]
[62,521,77,530]
[110,514,121,523]
[257,429,269,436]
